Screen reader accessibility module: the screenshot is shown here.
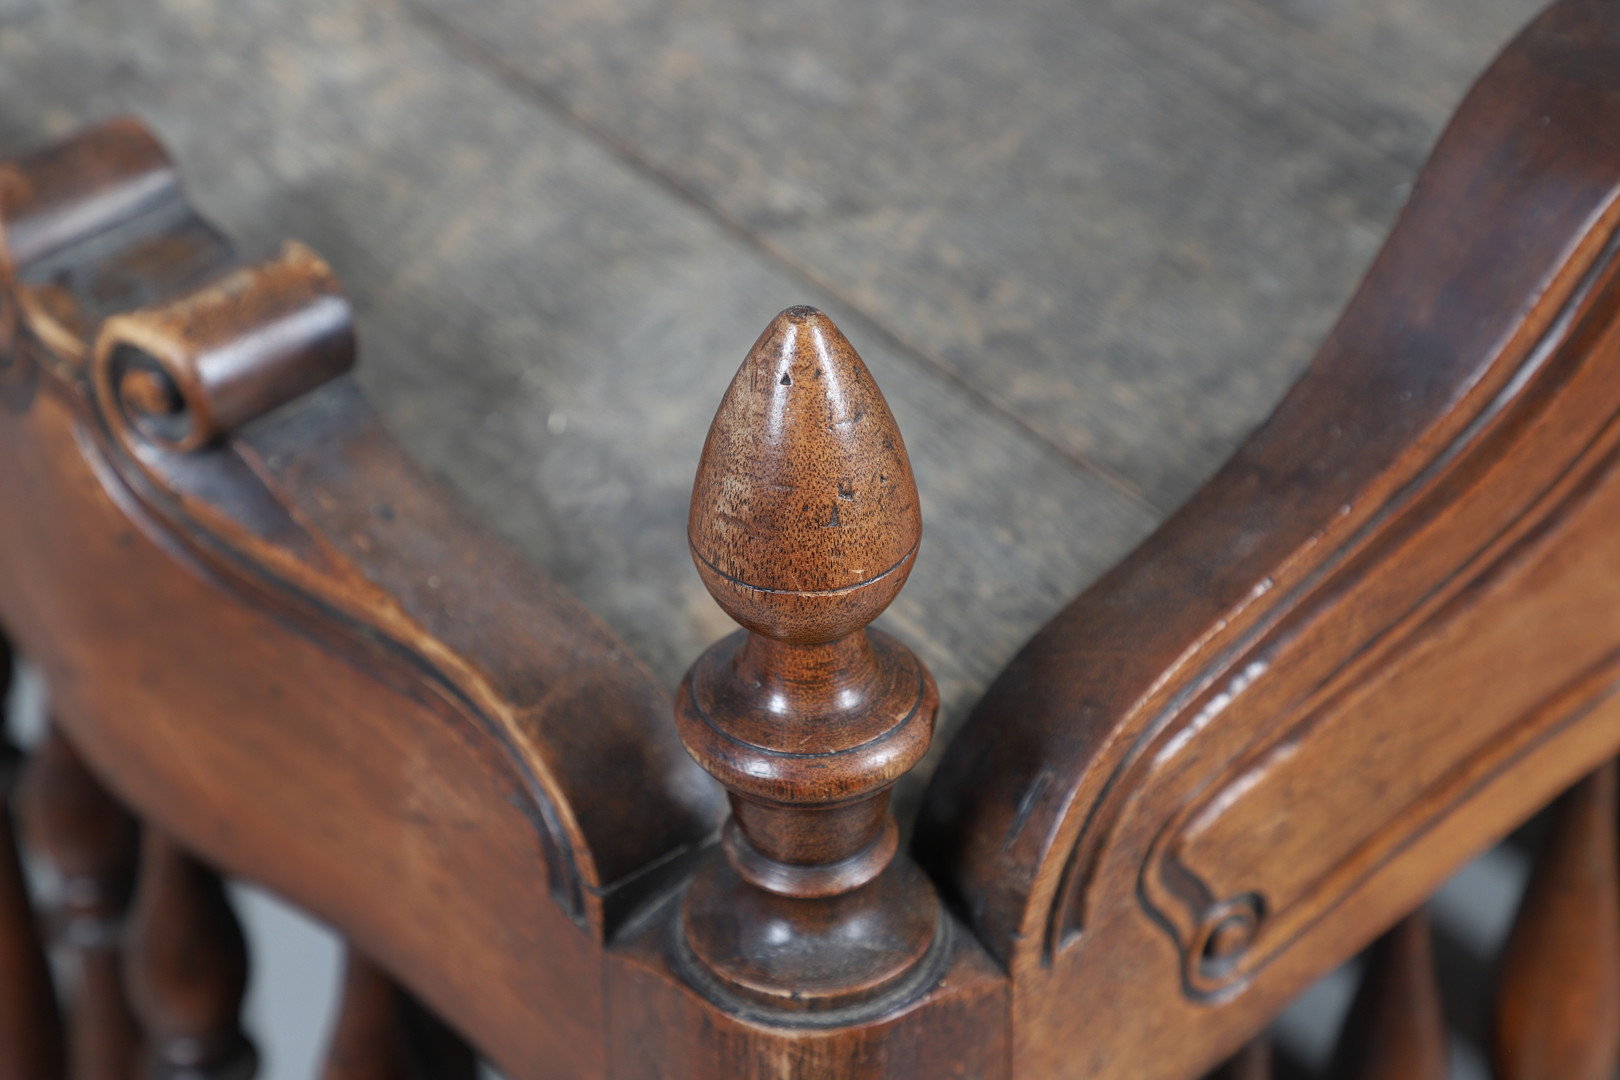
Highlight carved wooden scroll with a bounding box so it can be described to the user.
[7,3,1620,1074]
[0,116,723,1077]
[920,0,1620,1076]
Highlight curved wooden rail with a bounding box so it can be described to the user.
[0,117,723,1078]
[920,0,1620,1075]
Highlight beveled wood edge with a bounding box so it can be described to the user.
[0,116,724,935]
[920,0,1620,979]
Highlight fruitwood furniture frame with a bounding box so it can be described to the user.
[4,1,1620,1077]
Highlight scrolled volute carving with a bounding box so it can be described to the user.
[92,241,354,452]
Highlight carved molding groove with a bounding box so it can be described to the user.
[0,117,662,927]
[1056,210,1620,996]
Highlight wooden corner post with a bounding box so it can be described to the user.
[675,305,946,1017]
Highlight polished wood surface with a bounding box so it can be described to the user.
[321,949,475,1080]
[19,725,140,1080]
[921,0,1620,1073]
[599,305,1007,1076]
[1330,913,1448,1080]
[3,0,1620,1076]
[0,116,721,1077]
[323,952,414,1080]
[126,831,255,1080]
[676,305,941,1014]
[1207,1042,1271,1080]
[1493,764,1620,1080]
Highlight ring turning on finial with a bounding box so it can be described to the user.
[675,306,944,1018]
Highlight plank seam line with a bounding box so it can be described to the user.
[389,0,1162,516]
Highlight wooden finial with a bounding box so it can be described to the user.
[675,306,943,1017]
[687,304,921,644]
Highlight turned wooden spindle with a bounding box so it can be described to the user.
[1493,761,1620,1080]
[20,724,140,1080]
[1330,911,1448,1080]
[0,643,66,1080]
[1206,1039,1271,1080]
[322,950,413,1080]
[126,831,256,1080]
[321,948,475,1080]
[675,305,943,1015]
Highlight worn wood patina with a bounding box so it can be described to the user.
[9,0,1620,1078]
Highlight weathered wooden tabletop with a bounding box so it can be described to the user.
[0,0,1544,800]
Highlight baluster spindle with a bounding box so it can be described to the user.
[322,948,477,1080]
[1494,761,1620,1080]
[322,950,411,1080]
[0,641,65,1080]
[674,306,944,1015]
[1330,911,1448,1080]
[126,831,256,1080]
[1206,1038,1271,1080]
[21,724,140,1080]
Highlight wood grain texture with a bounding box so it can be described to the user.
[0,115,725,1079]
[919,0,1620,1075]
[0,0,1160,807]
[0,643,64,1080]
[18,725,140,1080]
[606,892,1009,1080]
[1330,913,1448,1080]
[675,305,944,1018]
[0,2,1617,1079]
[406,0,1544,511]
[1493,763,1620,1080]
[686,307,921,642]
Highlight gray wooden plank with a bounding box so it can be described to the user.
[403,0,1547,510]
[1233,0,1540,113]
[0,0,1157,786]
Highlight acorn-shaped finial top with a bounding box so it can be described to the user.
[689,306,920,644]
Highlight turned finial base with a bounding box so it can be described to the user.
[678,854,947,1018]
[672,625,944,1018]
